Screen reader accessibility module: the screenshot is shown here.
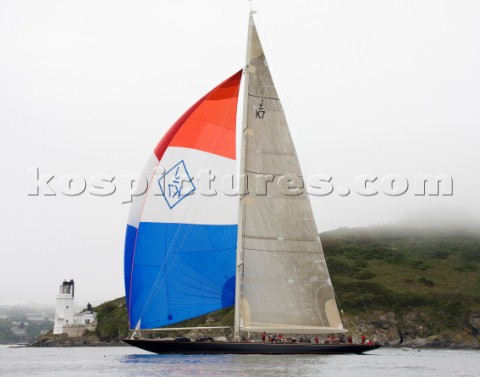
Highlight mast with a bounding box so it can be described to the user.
[234,12,255,342]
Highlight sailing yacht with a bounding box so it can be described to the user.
[123,13,380,355]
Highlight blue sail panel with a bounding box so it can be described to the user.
[124,224,138,318]
[129,222,237,329]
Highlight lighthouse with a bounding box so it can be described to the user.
[53,279,75,335]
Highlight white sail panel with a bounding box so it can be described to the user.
[127,153,160,229]
[140,146,237,225]
[237,18,344,334]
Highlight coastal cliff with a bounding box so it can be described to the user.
[31,226,480,348]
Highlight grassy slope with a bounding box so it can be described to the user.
[94,297,129,341]
[322,226,480,329]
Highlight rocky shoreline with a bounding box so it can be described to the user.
[28,308,480,349]
[342,309,480,349]
[30,333,128,347]
[29,337,479,349]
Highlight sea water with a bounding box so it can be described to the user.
[0,345,478,377]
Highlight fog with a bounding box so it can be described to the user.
[0,0,479,305]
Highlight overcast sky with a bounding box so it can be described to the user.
[1,0,479,306]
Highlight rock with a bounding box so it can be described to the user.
[341,309,480,348]
[343,310,401,345]
[469,311,480,334]
[29,331,128,347]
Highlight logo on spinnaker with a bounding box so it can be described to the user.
[158,160,196,209]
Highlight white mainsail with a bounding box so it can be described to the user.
[234,15,345,337]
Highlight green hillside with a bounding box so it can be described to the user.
[323,227,480,319]
[72,226,480,346]
[94,297,129,341]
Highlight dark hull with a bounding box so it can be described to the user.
[123,339,381,355]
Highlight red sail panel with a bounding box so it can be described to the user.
[154,70,242,162]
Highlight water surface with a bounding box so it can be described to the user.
[0,345,477,377]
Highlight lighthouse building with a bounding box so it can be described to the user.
[53,280,97,337]
[53,280,75,334]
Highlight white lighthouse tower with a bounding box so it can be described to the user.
[53,280,75,335]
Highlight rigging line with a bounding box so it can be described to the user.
[333,231,370,315]
[277,79,371,319]
[250,10,333,242]
[255,38,354,323]
[236,27,256,335]
[253,24,366,320]
[306,187,371,317]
